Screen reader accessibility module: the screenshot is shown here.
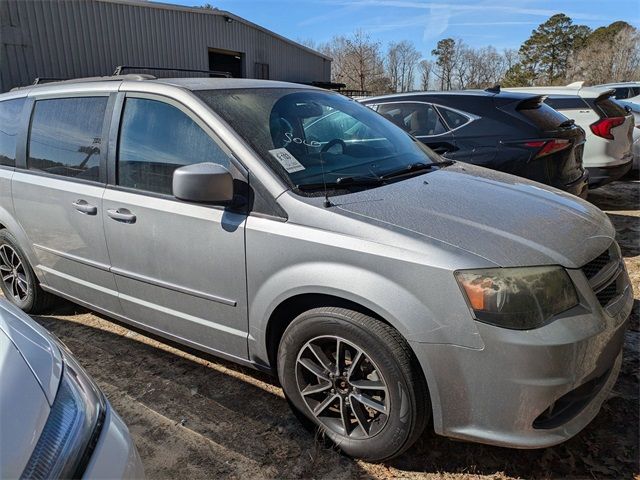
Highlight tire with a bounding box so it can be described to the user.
[0,229,55,314]
[277,307,430,461]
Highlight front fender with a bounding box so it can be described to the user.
[247,261,484,367]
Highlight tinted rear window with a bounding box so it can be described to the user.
[28,97,108,182]
[545,96,589,110]
[613,87,630,99]
[590,96,628,118]
[0,98,26,167]
[518,102,571,131]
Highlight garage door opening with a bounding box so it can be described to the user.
[208,49,244,78]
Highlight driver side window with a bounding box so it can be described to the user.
[118,97,231,195]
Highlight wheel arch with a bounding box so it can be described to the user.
[264,293,388,372]
[0,208,39,274]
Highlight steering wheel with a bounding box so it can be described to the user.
[321,138,347,154]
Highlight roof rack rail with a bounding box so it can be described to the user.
[113,65,232,78]
[33,77,68,85]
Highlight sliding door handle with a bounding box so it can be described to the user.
[72,200,97,215]
[107,208,137,224]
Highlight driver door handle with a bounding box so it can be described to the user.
[72,200,97,215]
[107,208,137,224]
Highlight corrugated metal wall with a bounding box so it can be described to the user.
[0,0,331,92]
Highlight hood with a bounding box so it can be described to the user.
[334,164,613,268]
[0,300,62,404]
[0,303,60,479]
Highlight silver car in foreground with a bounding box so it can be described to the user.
[0,75,633,461]
[0,300,143,479]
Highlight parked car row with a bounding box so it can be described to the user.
[0,74,633,471]
[505,83,635,188]
[361,89,589,197]
[361,83,635,194]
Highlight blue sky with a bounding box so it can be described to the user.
[161,0,640,57]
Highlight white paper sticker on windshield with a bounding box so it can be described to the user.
[269,148,306,173]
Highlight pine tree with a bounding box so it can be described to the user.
[505,14,591,85]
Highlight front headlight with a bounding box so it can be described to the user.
[20,347,106,480]
[455,266,579,330]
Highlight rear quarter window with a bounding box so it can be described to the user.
[545,96,589,110]
[518,102,571,131]
[588,96,629,118]
[437,107,471,130]
[0,97,26,167]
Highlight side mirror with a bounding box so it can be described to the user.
[172,162,234,204]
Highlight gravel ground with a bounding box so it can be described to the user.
[28,179,639,480]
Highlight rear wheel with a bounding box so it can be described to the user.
[278,307,430,461]
[0,230,55,314]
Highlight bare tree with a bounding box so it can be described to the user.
[386,43,401,92]
[296,38,318,50]
[419,60,433,90]
[324,30,388,92]
[386,41,421,92]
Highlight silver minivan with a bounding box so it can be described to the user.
[0,75,633,461]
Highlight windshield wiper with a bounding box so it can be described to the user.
[380,160,454,180]
[297,161,455,191]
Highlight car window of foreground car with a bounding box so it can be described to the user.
[196,88,446,195]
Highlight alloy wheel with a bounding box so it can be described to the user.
[0,244,29,302]
[295,335,390,439]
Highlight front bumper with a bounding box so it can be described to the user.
[412,263,633,449]
[82,405,144,479]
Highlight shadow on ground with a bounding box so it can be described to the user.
[35,300,639,479]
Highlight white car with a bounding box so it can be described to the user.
[596,82,640,103]
[505,83,634,188]
[619,100,640,170]
[0,300,144,479]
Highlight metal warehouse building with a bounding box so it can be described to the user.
[0,0,332,92]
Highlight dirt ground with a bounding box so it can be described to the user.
[29,179,639,480]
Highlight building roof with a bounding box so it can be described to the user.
[98,0,332,61]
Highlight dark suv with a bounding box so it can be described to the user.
[361,90,589,198]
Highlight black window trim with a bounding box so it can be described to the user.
[18,92,116,186]
[368,100,474,137]
[107,91,249,209]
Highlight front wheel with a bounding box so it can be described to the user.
[278,307,430,461]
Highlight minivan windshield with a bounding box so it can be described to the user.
[196,88,446,194]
